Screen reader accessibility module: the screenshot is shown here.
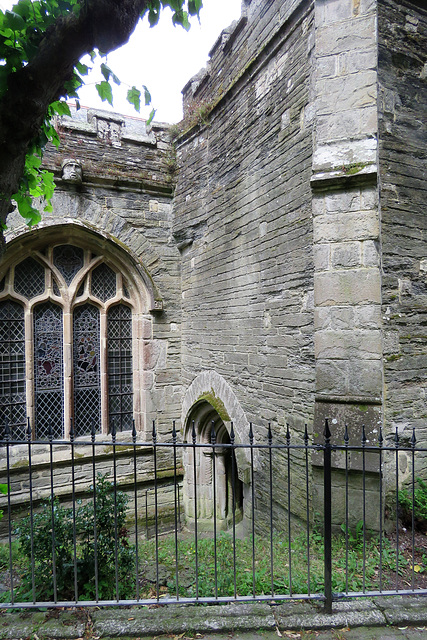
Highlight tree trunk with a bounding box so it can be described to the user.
[0,0,149,239]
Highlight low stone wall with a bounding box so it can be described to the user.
[0,435,183,540]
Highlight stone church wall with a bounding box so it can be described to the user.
[378,0,427,472]
[173,0,316,526]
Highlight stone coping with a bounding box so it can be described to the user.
[0,595,426,638]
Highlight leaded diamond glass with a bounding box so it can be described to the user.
[34,302,63,439]
[14,257,45,299]
[73,304,100,436]
[0,301,26,441]
[53,279,60,296]
[108,304,132,433]
[91,263,116,302]
[53,245,84,285]
[0,277,5,293]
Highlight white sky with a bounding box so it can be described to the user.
[0,0,242,123]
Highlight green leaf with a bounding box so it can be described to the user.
[101,63,120,86]
[147,108,156,127]
[148,8,160,26]
[4,10,25,31]
[75,61,89,76]
[172,10,191,31]
[50,100,71,117]
[95,80,113,106]
[12,192,42,226]
[142,85,151,106]
[0,484,7,495]
[126,86,141,112]
[188,0,202,15]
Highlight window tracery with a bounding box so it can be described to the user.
[0,243,135,440]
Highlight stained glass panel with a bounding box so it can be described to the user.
[0,301,26,441]
[73,304,100,436]
[91,263,116,302]
[14,257,45,299]
[53,245,84,285]
[34,302,63,439]
[108,305,132,433]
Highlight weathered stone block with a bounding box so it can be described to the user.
[315,329,382,359]
[331,242,361,268]
[314,269,381,305]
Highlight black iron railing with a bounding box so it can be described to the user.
[0,418,426,611]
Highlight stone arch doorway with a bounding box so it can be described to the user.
[183,400,243,532]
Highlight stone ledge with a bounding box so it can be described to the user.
[1,596,427,638]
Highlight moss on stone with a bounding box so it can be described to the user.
[197,389,231,422]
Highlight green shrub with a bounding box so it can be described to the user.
[14,474,136,602]
[398,478,427,531]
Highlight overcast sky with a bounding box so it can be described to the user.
[0,0,242,123]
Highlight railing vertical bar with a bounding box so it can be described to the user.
[362,425,366,593]
[249,423,256,599]
[304,425,311,596]
[211,421,218,600]
[111,422,120,601]
[172,421,180,600]
[48,422,58,603]
[152,421,160,602]
[394,427,400,591]
[26,419,35,604]
[411,428,416,591]
[286,424,292,596]
[91,419,99,602]
[145,491,148,539]
[323,418,332,614]
[268,423,274,597]
[230,423,237,599]
[132,421,140,601]
[344,424,349,595]
[5,423,14,605]
[70,419,78,603]
[192,421,199,600]
[378,426,383,593]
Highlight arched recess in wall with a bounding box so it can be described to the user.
[183,400,244,531]
[0,223,160,440]
[181,371,252,531]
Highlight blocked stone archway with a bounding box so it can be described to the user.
[182,400,244,532]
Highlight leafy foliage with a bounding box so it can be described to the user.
[399,478,427,531]
[0,483,7,521]
[14,474,136,601]
[0,0,202,224]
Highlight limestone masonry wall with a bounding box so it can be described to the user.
[378,0,427,465]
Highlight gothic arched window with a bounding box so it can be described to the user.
[0,243,134,440]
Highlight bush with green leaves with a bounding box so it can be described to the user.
[14,474,135,602]
[398,478,427,531]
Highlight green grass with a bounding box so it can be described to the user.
[137,528,408,599]
[0,528,411,602]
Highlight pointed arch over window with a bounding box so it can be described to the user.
[0,238,144,441]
